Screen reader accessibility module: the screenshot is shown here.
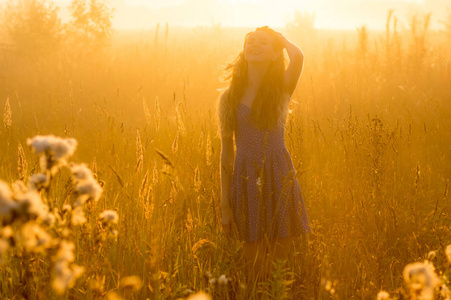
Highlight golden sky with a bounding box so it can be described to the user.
[1,0,449,30]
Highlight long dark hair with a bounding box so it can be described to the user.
[218,26,289,137]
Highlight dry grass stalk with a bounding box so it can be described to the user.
[136,129,143,174]
[172,132,179,153]
[17,143,28,181]
[143,98,151,126]
[3,97,12,130]
[206,131,212,166]
[155,96,161,131]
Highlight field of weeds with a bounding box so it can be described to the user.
[0,6,450,299]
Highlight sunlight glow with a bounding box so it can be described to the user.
[0,0,443,30]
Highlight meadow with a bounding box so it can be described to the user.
[0,9,450,299]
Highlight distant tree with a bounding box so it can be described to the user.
[286,10,316,38]
[65,0,114,57]
[2,0,62,60]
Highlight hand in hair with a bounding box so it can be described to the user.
[273,31,289,49]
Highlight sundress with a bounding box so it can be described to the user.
[229,102,312,242]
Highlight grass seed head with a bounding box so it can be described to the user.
[17,143,28,181]
[136,129,143,173]
[3,97,12,130]
[143,98,151,125]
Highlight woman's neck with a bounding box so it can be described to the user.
[247,61,269,91]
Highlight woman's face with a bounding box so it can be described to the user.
[244,30,277,63]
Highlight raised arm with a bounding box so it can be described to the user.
[276,33,304,97]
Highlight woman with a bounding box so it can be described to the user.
[217,26,312,283]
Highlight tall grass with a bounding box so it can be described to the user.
[0,11,450,299]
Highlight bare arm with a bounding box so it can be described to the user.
[220,134,234,229]
[277,33,305,97]
[218,91,235,235]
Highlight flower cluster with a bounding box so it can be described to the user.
[0,135,119,297]
[403,260,441,300]
[0,179,54,225]
[379,247,451,300]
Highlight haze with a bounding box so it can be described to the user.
[1,0,449,30]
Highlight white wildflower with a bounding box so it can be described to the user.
[70,164,103,206]
[440,284,451,300]
[22,223,52,253]
[28,173,49,190]
[52,240,85,294]
[0,180,12,200]
[75,179,103,203]
[377,290,390,300]
[403,261,441,300]
[445,245,451,264]
[70,163,95,182]
[121,275,143,291]
[72,206,86,225]
[204,271,212,279]
[324,279,332,291]
[27,135,77,173]
[52,261,85,295]
[1,226,13,239]
[62,204,72,213]
[0,180,19,220]
[209,278,216,285]
[12,180,27,194]
[15,190,49,220]
[56,240,75,263]
[99,210,119,225]
[427,251,436,261]
[218,274,228,285]
[42,212,56,226]
[256,176,261,187]
[27,135,77,159]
